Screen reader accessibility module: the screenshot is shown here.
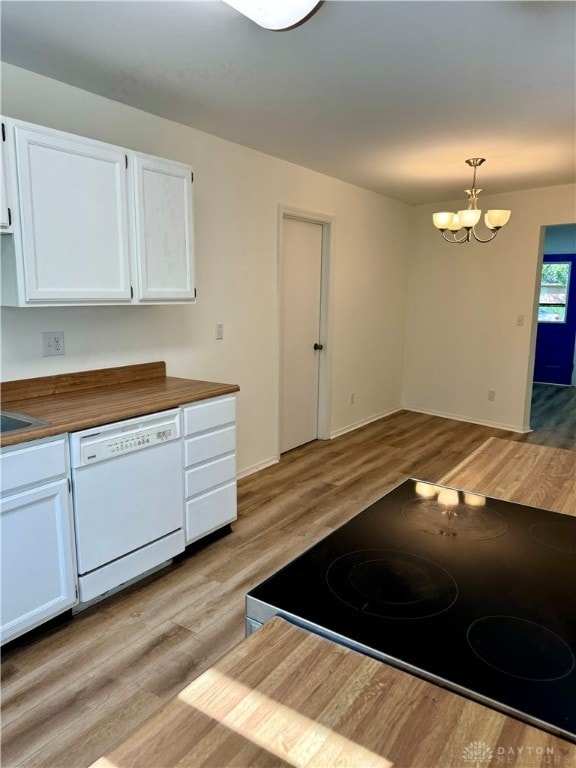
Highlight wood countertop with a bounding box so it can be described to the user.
[91,616,575,768]
[0,362,239,448]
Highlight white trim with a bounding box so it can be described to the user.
[276,205,335,459]
[237,456,279,479]
[329,408,403,439]
[403,405,532,434]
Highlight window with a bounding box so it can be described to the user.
[538,262,571,323]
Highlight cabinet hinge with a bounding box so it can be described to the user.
[194,287,197,299]
[125,154,128,169]
[191,171,194,183]
[1,122,5,142]
[67,478,71,493]
[130,286,134,299]
[7,208,11,226]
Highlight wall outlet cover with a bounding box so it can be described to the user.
[42,331,65,356]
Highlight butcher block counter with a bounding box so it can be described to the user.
[0,361,239,447]
[91,617,575,768]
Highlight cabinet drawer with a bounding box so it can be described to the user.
[185,481,237,544]
[185,454,236,499]
[183,396,236,437]
[184,426,235,467]
[1,437,68,494]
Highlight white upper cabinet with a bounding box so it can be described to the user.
[1,122,12,232]
[14,122,132,302]
[0,117,196,306]
[132,153,195,302]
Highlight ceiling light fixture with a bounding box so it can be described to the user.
[432,158,511,244]
[222,0,322,30]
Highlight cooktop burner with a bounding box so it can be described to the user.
[246,478,576,742]
[467,615,575,682]
[529,522,576,553]
[326,549,458,619]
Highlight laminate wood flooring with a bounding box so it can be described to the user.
[1,404,574,768]
[523,382,576,450]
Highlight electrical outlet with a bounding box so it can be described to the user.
[488,389,496,401]
[215,323,224,341]
[42,331,65,357]
[516,315,525,327]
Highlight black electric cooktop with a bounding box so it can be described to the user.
[246,479,576,742]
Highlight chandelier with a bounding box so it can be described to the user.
[432,158,511,244]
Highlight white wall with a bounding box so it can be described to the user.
[403,184,576,432]
[0,64,410,475]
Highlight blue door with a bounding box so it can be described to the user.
[533,253,576,385]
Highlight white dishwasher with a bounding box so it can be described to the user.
[69,409,184,605]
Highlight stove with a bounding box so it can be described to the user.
[245,478,576,742]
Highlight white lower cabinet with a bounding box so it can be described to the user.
[1,437,78,645]
[182,395,237,545]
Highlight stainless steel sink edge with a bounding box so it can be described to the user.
[0,410,50,434]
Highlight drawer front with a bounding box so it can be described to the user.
[185,454,236,499]
[185,481,237,544]
[183,396,236,437]
[1,437,68,494]
[184,426,235,467]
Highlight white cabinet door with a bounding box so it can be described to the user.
[14,123,132,302]
[132,153,195,302]
[1,479,78,645]
[1,121,12,231]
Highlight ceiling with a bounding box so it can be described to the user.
[1,0,575,205]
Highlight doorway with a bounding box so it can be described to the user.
[533,253,576,385]
[278,207,333,455]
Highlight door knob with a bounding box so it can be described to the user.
[314,343,323,350]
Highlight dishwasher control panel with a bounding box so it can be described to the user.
[69,410,181,467]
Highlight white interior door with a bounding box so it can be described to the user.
[280,217,323,453]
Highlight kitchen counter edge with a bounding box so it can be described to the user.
[0,363,239,448]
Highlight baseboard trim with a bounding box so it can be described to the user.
[329,407,403,439]
[237,456,279,479]
[402,405,532,434]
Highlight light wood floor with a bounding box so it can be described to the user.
[1,391,574,768]
[523,381,576,450]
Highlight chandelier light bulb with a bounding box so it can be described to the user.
[448,213,462,232]
[485,209,512,229]
[432,158,511,244]
[433,212,455,230]
[458,209,482,228]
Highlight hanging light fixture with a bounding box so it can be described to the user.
[432,158,511,244]
[222,0,322,30]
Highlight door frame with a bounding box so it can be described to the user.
[276,205,334,459]
[524,224,576,432]
[533,252,576,385]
